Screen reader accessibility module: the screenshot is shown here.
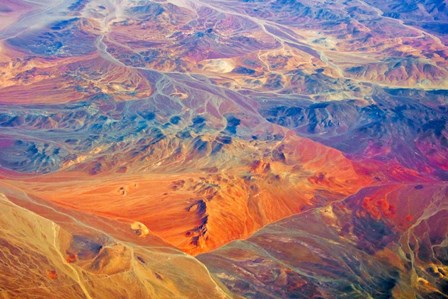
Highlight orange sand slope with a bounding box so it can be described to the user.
[4,133,373,255]
[0,187,232,299]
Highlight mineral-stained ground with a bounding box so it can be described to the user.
[0,0,447,298]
